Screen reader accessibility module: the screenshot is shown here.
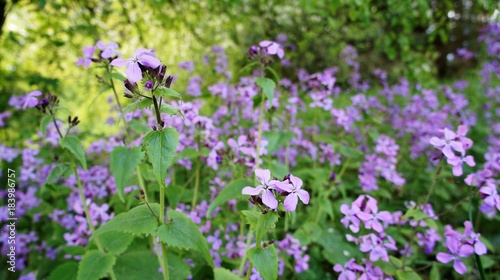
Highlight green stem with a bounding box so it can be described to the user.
[469,188,486,280]
[161,242,170,280]
[136,166,149,203]
[191,159,201,209]
[73,159,117,280]
[245,262,253,280]
[238,229,254,276]
[254,89,266,171]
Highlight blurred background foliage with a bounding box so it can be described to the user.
[0,0,499,137]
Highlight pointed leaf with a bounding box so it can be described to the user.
[40,115,53,137]
[77,250,115,280]
[96,231,135,255]
[241,210,260,231]
[113,250,162,280]
[45,163,73,186]
[156,210,214,267]
[110,146,144,202]
[255,77,276,102]
[93,203,160,237]
[255,211,279,246]
[60,136,87,169]
[214,267,244,280]
[156,86,182,99]
[248,245,278,280]
[160,103,184,117]
[142,128,179,186]
[207,178,253,217]
[47,262,78,280]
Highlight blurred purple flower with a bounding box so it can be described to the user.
[22,90,42,110]
[259,40,284,59]
[96,40,121,58]
[111,48,161,83]
[76,46,96,68]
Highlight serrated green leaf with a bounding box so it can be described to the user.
[255,212,279,246]
[110,146,144,202]
[97,231,135,255]
[142,128,179,186]
[40,115,53,137]
[156,87,182,99]
[60,136,87,170]
[93,203,160,237]
[118,98,153,124]
[255,77,276,102]
[214,267,244,280]
[207,178,253,217]
[129,119,150,134]
[113,250,162,280]
[248,245,278,280]
[156,210,213,267]
[77,250,115,280]
[160,103,184,117]
[241,210,260,230]
[175,147,210,162]
[44,163,73,186]
[47,262,78,280]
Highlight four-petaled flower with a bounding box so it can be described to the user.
[242,169,280,209]
[22,90,42,110]
[259,41,285,59]
[110,48,161,83]
[280,175,310,212]
[76,46,96,68]
[429,128,464,158]
[96,40,121,59]
[436,240,473,274]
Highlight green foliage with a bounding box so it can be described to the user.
[77,250,116,280]
[113,250,162,280]
[248,245,279,280]
[40,115,53,137]
[95,231,135,255]
[207,178,253,217]
[93,203,160,237]
[254,77,276,102]
[110,146,144,202]
[142,128,180,187]
[213,267,244,280]
[156,86,182,99]
[47,262,78,280]
[44,163,73,186]
[156,210,214,267]
[60,136,87,169]
[255,211,279,246]
[118,98,153,124]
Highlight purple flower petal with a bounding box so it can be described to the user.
[261,189,278,209]
[242,186,262,196]
[126,62,143,83]
[453,259,467,274]
[436,252,454,264]
[284,193,298,212]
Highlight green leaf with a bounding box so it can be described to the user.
[44,163,73,186]
[47,262,78,280]
[263,131,294,153]
[241,210,260,230]
[111,72,126,81]
[248,245,278,280]
[395,269,422,280]
[167,251,192,280]
[118,98,153,124]
[402,206,437,228]
[129,119,151,134]
[93,203,160,237]
[214,267,244,280]
[110,146,144,202]
[40,115,53,137]
[156,87,182,99]
[254,77,276,102]
[77,250,115,280]
[255,212,279,245]
[160,103,184,117]
[60,136,87,170]
[142,128,179,186]
[113,250,162,280]
[430,262,440,280]
[96,231,135,255]
[156,210,213,267]
[206,178,253,217]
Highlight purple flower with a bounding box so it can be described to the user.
[96,41,120,58]
[340,203,361,233]
[436,240,473,274]
[279,175,309,212]
[110,48,161,83]
[22,91,42,110]
[259,41,285,59]
[242,169,279,209]
[76,46,96,68]
[429,128,465,158]
[179,61,195,72]
[446,153,475,176]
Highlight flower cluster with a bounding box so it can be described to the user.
[436,221,487,274]
[242,169,309,212]
[430,126,475,176]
